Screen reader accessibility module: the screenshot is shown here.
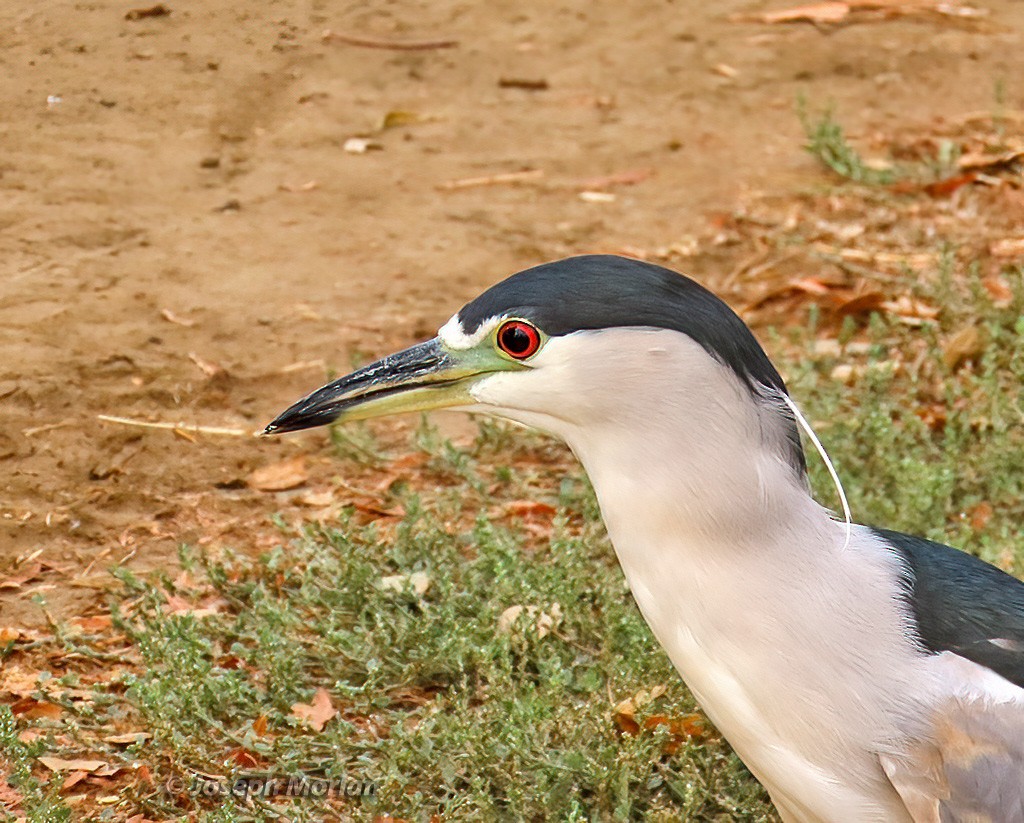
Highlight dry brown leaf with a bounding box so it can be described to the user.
[0,562,43,590]
[291,687,337,732]
[278,180,320,193]
[497,604,525,633]
[759,2,851,24]
[248,456,308,491]
[981,275,1013,308]
[990,238,1024,258]
[125,4,170,21]
[957,148,1024,173]
[967,501,994,531]
[380,572,431,596]
[923,172,976,197]
[0,777,23,809]
[38,756,109,773]
[504,500,557,518]
[11,697,62,720]
[188,351,226,378]
[642,712,713,752]
[163,593,225,618]
[103,732,151,745]
[1,665,44,698]
[296,490,335,507]
[61,771,90,791]
[71,615,113,633]
[880,296,940,325]
[388,686,442,708]
[252,714,269,737]
[745,0,979,25]
[227,747,261,768]
[159,308,195,327]
[0,627,20,644]
[942,326,985,370]
[837,291,887,317]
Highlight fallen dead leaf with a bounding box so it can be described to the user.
[642,712,713,752]
[248,456,308,491]
[278,180,320,193]
[291,687,337,732]
[227,747,261,768]
[0,627,21,644]
[11,697,62,720]
[62,771,90,791]
[188,351,227,378]
[967,501,994,531]
[343,137,383,154]
[71,615,113,633]
[497,604,525,634]
[1,665,45,698]
[923,172,976,197]
[252,714,269,737]
[496,603,562,637]
[159,308,195,327]
[0,777,23,809]
[755,1,851,24]
[0,562,44,590]
[103,732,151,745]
[380,571,431,596]
[981,274,1013,308]
[296,490,335,507]
[163,593,225,618]
[125,3,170,21]
[990,237,1024,258]
[942,325,985,370]
[38,756,110,773]
[740,0,982,25]
[504,500,557,518]
[958,147,1024,173]
[880,296,940,325]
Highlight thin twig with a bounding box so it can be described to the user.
[322,29,458,50]
[97,415,250,437]
[437,169,544,191]
[23,419,76,438]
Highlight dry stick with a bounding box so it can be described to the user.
[438,169,544,190]
[96,414,250,437]
[321,29,458,50]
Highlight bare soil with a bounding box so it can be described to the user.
[2,0,1022,627]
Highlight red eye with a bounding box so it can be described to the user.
[496,320,541,359]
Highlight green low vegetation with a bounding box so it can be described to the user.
[4,259,1022,822]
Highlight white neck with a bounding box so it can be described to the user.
[472,328,928,817]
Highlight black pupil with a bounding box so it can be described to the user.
[502,324,532,355]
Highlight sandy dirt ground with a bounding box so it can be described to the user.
[2,0,1022,628]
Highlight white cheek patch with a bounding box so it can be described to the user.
[437,313,505,350]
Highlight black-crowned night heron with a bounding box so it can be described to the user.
[265,255,1024,822]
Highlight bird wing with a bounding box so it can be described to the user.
[879,688,1024,822]
[878,528,1024,688]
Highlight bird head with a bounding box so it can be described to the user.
[264,255,806,482]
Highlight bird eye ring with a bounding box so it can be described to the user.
[496,320,541,360]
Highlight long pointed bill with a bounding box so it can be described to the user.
[263,338,504,435]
